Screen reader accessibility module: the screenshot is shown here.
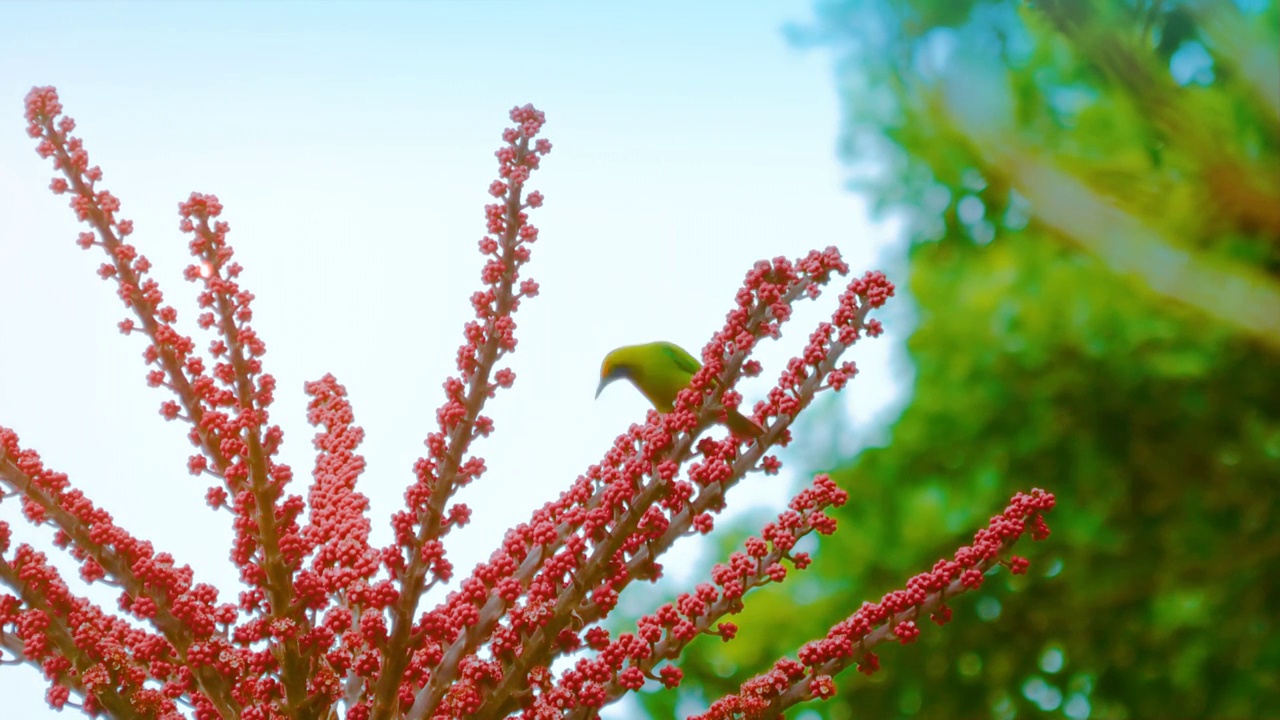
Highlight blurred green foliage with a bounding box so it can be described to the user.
[646,1,1280,718]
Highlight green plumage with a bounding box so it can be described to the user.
[596,341,764,438]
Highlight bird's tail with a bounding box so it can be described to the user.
[725,408,766,439]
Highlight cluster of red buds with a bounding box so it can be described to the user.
[0,86,1055,719]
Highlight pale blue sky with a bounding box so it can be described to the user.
[0,2,906,717]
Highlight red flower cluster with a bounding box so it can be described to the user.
[692,489,1056,719]
[1,86,1055,720]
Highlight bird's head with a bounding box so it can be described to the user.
[595,347,634,400]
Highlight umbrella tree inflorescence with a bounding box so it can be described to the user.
[0,86,1055,719]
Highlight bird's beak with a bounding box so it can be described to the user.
[595,377,611,400]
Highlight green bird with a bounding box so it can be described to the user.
[596,341,765,438]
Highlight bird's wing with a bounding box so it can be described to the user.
[659,343,702,376]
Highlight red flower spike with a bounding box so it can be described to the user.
[7,86,1053,720]
[693,489,1054,719]
[357,104,553,719]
